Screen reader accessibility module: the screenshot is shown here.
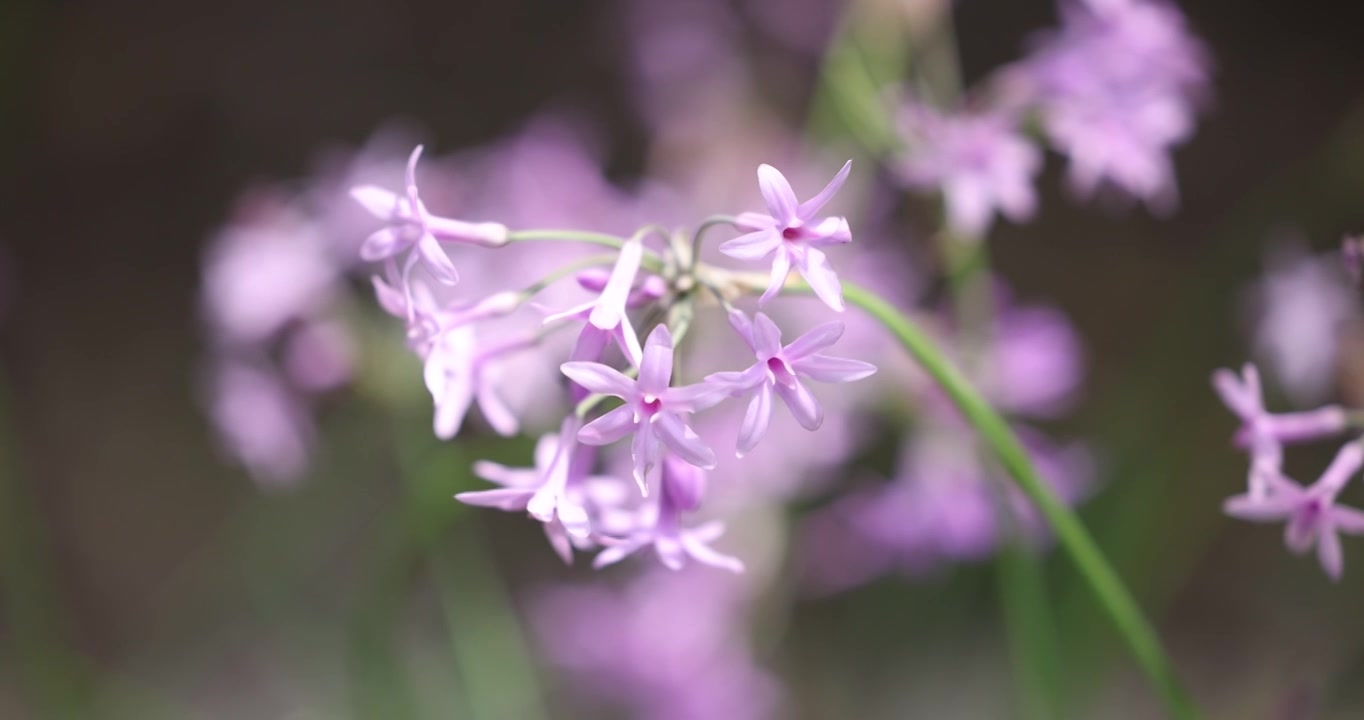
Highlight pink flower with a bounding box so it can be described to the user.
[349,145,508,285]
[720,161,853,311]
[1224,441,1364,581]
[593,454,744,573]
[707,311,875,457]
[562,325,728,491]
[897,104,1042,238]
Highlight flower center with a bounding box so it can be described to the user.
[781,226,802,241]
[766,356,795,385]
[641,395,663,416]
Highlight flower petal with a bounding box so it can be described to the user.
[560,361,636,397]
[631,421,663,493]
[750,312,784,358]
[417,233,460,285]
[796,246,845,312]
[736,383,773,458]
[578,405,637,446]
[455,488,532,511]
[782,321,845,360]
[664,379,733,412]
[593,539,644,569]
[795,355,878,384]
[798,159,852,220]
[476,378,519,437]
[361,227,407,262]
[1318,527,1344,581]
[637,324,675,395]
[1222,493,1296,522]
[472,460,533,488]
[757,164,800,223]
[734,211,778,230]
[350,185,401,220]
[681,526,745,573]
[774,379,823,430]
[588,238,642,330]
[654,412,717,469]
[805,216,852,246]
[719,229,781,260]
[1318,441,1364,494]
[371,274,408,317]
[759,249,792,306]
[544,520,574,565]
[1329,504,1364,534]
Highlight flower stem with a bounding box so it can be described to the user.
[836,280,1203,720]
[506,229,630,249]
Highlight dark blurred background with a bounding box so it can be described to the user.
[6,0,1364,718]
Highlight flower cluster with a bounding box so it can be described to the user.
[348,150,875,572]
[895,0,1209,238]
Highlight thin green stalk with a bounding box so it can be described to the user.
[939,230,1062,720]
[834,280,1202,720]
[0,373,97,719]
[431,526,548,720]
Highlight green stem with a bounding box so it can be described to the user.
[431,525,548,720]
[836,280,1202,720]
[938,230,1062,720]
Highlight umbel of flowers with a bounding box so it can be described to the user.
[352,147,876,571]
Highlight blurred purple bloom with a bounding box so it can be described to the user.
[1224,441,1364,581]
[802,425,1092,592]
[350,145,508,285]
[201,204,340,345]
[720,162,854,311]
[562,325,727,491]
[898,104,1042,238]
[1017,0,1209,207]
[977,301,1086,419]
[707,311,875,457]
[544,237,647,367]
[594,454,744,573]
[282,318,354,393]
[531,568,780,720]
[1250,241,1360,405]
[206,363,314,488]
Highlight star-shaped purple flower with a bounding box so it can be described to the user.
[561,324,727,492]
[1224,441,1364,581]
[706,311,876,457]
[350,145,508,285]
[720,161,853,311]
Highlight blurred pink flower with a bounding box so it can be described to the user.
[1014,0,1209,208]
[530,567,780,720]
[206,363,314,488]
[1249,241,1360,406]
[897,103,1042,238]
[801,424,1093,592]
